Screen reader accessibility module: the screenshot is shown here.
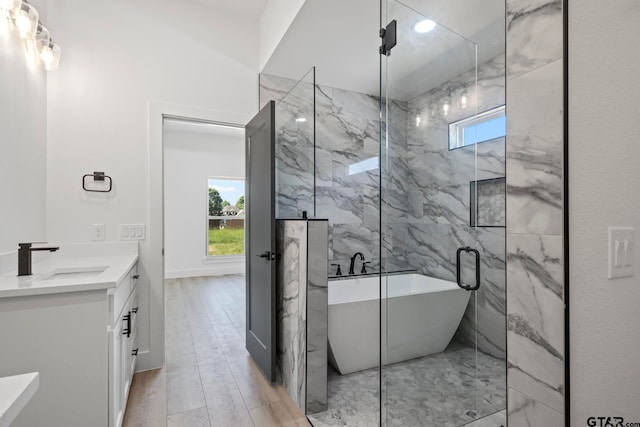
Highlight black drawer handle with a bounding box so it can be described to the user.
[122,312,131,337]
[131,307,138,314]
[132,348,139,356]
[132,274,140,280]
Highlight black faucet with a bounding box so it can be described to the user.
[361,261,372,274]
[348,252,365,275]
[18,243,60,276]
[331,263,342,276]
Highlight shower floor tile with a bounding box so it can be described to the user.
[308,343,506,427]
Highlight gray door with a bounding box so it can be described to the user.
[245,101,276,381]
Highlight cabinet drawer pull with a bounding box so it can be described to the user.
[132,274,140,280]
[132,348,139,356]
[131,307,138,314]
[122,312,131,337]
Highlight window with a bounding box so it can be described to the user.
[207,178,245,257]
[449,105,505,150]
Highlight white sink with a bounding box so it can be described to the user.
[41,266,107,281]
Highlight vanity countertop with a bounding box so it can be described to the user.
[0,243,138,298]
[0,372,39,427]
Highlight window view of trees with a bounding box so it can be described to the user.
[208,179,245,256]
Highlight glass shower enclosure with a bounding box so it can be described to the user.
[259,0,507,425]
[380,1,506,425]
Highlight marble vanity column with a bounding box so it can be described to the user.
[276,219,328,415]
[506,0,565,425]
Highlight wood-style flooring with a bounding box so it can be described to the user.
[123,275,311,427]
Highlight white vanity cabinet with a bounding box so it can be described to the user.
[0,255,139,427]
[109,263,139,427]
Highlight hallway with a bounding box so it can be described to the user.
[123,275,310,426]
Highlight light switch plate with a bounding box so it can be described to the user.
[608,227,634,279]
[120,224,146,241]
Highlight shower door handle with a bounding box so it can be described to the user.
[456,246,481,291]
[257,250,275,260]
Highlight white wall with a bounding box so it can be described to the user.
[164,123,245,278]
[0,0,47,254]
[46,0,259,370]
[569,0,640,420]
[259,0,306,71]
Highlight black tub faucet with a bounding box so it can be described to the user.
[18,243,60,276]
[361,261,372,274]
[348,252,365,275]
[331,263,342,276]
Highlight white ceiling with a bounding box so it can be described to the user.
[262,0,504,100]
[190,0,268,20]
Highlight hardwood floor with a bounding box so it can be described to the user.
[123,275,311,427]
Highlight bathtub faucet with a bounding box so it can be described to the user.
[348,252,365,275]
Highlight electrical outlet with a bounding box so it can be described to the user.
[92,224,105,241]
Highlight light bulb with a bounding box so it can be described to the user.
[11,2,38,39]
[37,39,60,71]
[40,44,52,64]
[443,103,450,115]
[415,115,421,127]
[414,19,436,33]
[0,0,20,13]
[461,94,468,108]
[295,117,306,123]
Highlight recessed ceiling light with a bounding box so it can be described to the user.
[295,117,306,123]
[414,19,436,33]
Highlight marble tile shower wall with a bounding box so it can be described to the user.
[403,54,506,359]
[505,0,565,424]
[261,57,507,360]
[261,74,410,273]
[272,76,316,218]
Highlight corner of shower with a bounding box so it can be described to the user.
[261,0,507,424]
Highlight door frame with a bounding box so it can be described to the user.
[147,101,250,371]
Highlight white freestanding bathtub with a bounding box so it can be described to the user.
[328,273,470,375]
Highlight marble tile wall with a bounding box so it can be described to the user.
[506,0,565,423]
[306,220,329,414]
[276,220,308,409]
[275,219,328,414]
[403,54,507,360]
[261,74,410,273]
[262,56,508,361]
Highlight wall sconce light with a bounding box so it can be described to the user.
[38,39,60,70]
[0,0,20,15]
[3,0,61,71]
[11,1,38,39]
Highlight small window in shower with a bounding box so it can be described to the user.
[449,105,505,150]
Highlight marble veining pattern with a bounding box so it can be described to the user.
[507,234,564,413]
[307,221,329,413]
[505,0,565,417]
[308,343,506,427]
[506,59,563,235]
[276,220,308,410]
[508,388,563,426]
[404,54,507,360]
[506,0,563,79]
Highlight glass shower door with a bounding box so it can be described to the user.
[380,1,507,426]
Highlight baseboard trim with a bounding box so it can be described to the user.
[165,265,245,279]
